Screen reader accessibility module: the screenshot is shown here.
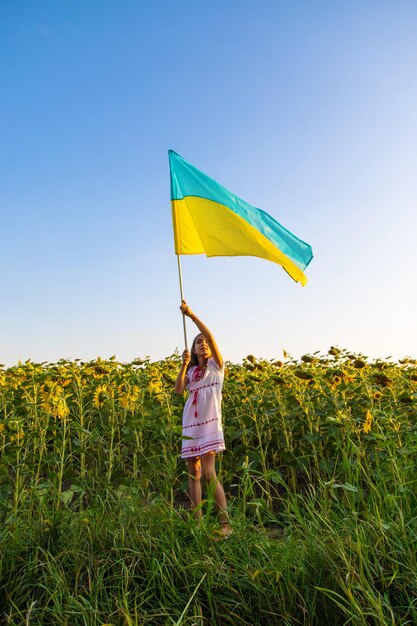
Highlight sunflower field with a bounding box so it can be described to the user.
[1,349,417,625]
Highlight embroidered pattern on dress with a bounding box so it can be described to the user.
[183,417,218,430]
[190,366,204,418]
[182,438,225,455]
[190,366,220,419]
[192,366,205,383]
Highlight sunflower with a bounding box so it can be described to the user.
[362,410,373,434]
[10,430,24,444]
[118,383,141,411]
[294,370,314,381]
[353,359,367,369]
[40,382,69,419]
[328,347,341,356]
[93,384,110,409]
[148,378,163,396]
[55,398,70,419]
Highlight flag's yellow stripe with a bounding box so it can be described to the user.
[171,197,204,255]
[172,197,308,285]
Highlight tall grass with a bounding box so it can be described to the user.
[0,349,416,624]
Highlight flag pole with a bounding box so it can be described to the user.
[177,254,188,350]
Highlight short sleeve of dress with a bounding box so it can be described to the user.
[186,366,196,390]
[207,357,224,373]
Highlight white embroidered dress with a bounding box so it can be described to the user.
[181,357,226,459]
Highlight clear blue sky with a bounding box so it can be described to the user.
[1,1,416,365]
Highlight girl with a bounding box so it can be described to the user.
[174,300,232,537]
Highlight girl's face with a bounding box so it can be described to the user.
[193,334,211,360]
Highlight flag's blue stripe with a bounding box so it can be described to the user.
[169,150,313,271]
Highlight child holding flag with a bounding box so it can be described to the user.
[174,300,232,537]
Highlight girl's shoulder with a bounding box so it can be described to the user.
[207,357,225,373]
[187,365,197,378]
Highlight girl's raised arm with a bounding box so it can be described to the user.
[180,300,224,369]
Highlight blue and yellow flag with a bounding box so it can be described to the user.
[169,150,313,286]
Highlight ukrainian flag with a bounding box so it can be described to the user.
[169,150,313,286]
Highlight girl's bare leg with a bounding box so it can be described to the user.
[187,456,203,519]
[201,451,231,532]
